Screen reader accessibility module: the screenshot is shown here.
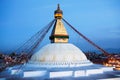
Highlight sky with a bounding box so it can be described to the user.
[0,0,120,53]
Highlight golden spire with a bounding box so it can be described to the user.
[50,4,69,43]
[54,4,63,19]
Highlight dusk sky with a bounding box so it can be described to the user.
[0,0,120,53]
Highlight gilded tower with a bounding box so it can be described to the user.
[49,4,69,43]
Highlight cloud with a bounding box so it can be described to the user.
[109,29,120,38]
[110,30,120,33]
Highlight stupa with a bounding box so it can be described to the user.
[30,4,89,66]
[0,4,119,80]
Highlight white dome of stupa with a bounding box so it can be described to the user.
[30,43,87,63]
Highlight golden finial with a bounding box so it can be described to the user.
[54,4,63,19]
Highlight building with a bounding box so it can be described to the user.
[0,4,120,80]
